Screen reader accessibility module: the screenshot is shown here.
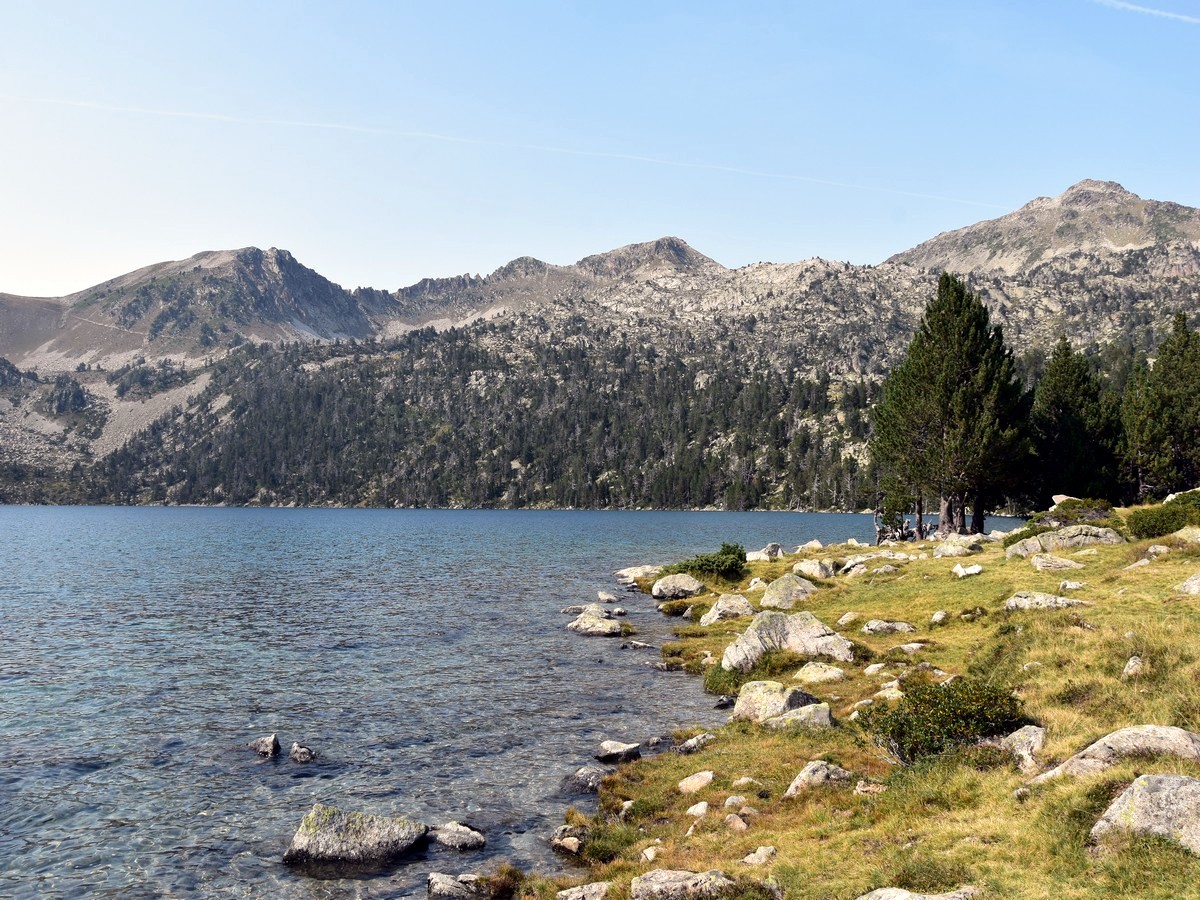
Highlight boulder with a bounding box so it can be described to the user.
[784,760,853,795]
[763,702,833,729]
[561,604,588,615]
[933,544,973,558]
[282,803,427,869]
[745,551,772,563]
[615,565,662,586]
[597,591,618,603]
[558,884,611,900]
[1030,725,1200,785]
[249,733,280,758]
[428,873,487,898]
[1091,774,1200,854]
[942,533,986,549]
[1006,525,1125,559]
[794,661,845,685]
[760,573,817,610]
[861,619,916,635]
[678,770,714,794]
[289,742,317,763]
[1001,725,1046,775]
[794,558,835,580]
[952,563,982,578]
[732,681,819,724]
[431,822,486,851]
[856,889,980,900]
[742,845,776,865]
[1176,574,1200,595]
[721,611,853,671]
[799,539,823,551]
[1031,553,1084,572]
[630,869,737,900]
[562,764,611,794]
[675,733,716,755]
[699,594,755,627]
[652,574,705,599]
[595,740,641,764]
[1004,591,1090,611]
[568,607,623,637]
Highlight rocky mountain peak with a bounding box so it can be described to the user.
[573,236,721,279]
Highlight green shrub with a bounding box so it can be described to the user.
[858,674,1024,763]
[1165,491,1200,518]
[661,543,747,581]
[1128,504,1194,539]
[1029,498,1113,528]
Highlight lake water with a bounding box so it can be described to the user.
[0,507,1013,898]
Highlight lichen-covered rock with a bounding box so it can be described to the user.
[686,801,709,817]
[249,733,280,758]
[1001,725,1046,775]
[561,764,611,794]
[557,883,612,900]
[856,888,980,900]
[731,681,819,724]
[282,803,427,869]
[1091,774,1200,854]
[759,573,817,610]
[784,760,853,795]
[721,611,853,671]
[595,740,641,763]
[933,544,973,558]
[1006,525,1125,559]
[930,610,949,625]
[652,574,705,599]
[699,594,755,627]
[794,661,845,685]
[861,619,916,635]
[1031,725,1200,785]
[794,558,835,580]
[1031,553,1084,572]
[630,869,737,900]
[1004,591,1089,611]
[678,770,714,794]
[428,872,488,898]
[763,702,832,730]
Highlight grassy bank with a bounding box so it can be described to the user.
[519,518,1200,899]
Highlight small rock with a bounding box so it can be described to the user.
[1031,553,1085,572]
[742,845,776,865]
[432,821,486,851]
[854,780,886,796]
[731,776,763,789]
[723,813,748,833]
[793,661,845,685]
[836,611,860,627]
[595,740,641,764]
[1059,580,1085,591]
[747,577,767,591]
[641,846,659,863]
[895,642,926,655]
[249,733,280,758]
[799,539,823,551]
[1122,656,1145,680]
[289,742,317,763]
[933,544,974,558]
[678,770,714,794]
[686,801,709,817]
[723,795,747,808]
[864,663,888,676]
[856,887,980,900]
[562,764,611,794]
[794,558,836,579]
[567,606,623,637]
[844,564,868,578]
[614,565,662,586]
[861,619,916,635]
[550,824,588,855]
[762,703,833,730]
[930,610,949,626]
[714,695,736,710]
[874,686,904,701]
[1123,558,1151,570]
[630,869,736,900]
[676,732,716,754]
[1148,545,1171,556]
[623,640,655,650]
[598,591,618,603]
[1001,725,1047,775]
[428,872,487,899]
[784,760,852,795]
[557,883,611,900]
[952,563,983,578]
[561,604,588,614]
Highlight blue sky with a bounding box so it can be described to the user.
[2,0,1197,295]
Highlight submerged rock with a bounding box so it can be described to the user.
[567,606,623,637]
[249,733,280,758]
[289,742,317,763]
[282,803,427,869]
[431,821,486,851]
[561,764,611,794]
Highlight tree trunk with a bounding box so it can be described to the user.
[970,492,986,535]
[938,496,951,534]
[915,496,925,538]
[952,495,967,534]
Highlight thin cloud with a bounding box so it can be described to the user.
[1089,0,1200,24]
[18,96,1008,211]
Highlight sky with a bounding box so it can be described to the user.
[1,0,1198,296]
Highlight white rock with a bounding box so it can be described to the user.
[595,740,641,763]
[630,870,736,900]
[759,573,817,610]
[685,801,708,817]
[721,611,853,672]
[784,760,852,795]
[952,563,983,578]
[1059,580,1085,591]
[741,845,776,865]
[794,558,835,579]
[930,610,949,626]
[1031,553,1085,571]
[1123,558,1151,570]
[836,611,860,627]
[762,702,833,730]
[1122,656,1145,679]
[651,574,705,599]
[699,594,755,627]
[1031,725,1200,785]
[1176,574,1200,595]
[557,883,611,900]
[864,663,888,676]
[794,661,845,685]
[861,619,916,635]
[1091,774,1200,854]
[731,681,819,724]
[856,888,980,900]
[1001,725,1046,775]
[1004,591,1090,611]
[678,771,714,794]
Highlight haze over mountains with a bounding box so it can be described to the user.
[2,179,1198,508]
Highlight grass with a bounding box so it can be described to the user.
[522,523,1200,899]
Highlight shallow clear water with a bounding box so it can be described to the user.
[0,507,1004,898]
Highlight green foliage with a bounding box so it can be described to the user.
[1001,524,1052,548]
[1127,503,1196,539]
[661,542,746,580]
[1029,497,1113,527]
[107,359,191,399]
[578,823,641,863]
[701,649,807,695]
[870,273,1030,533]
[859,675,1024,763]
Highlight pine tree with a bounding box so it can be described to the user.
[870,273,1030,533]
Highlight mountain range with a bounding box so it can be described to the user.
[2,179,1198,508]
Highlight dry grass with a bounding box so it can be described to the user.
[531,529,1200,899]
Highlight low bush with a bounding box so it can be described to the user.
[661,542,746,581]
[1029,497,1113,528]
[858,674,1024,763]
[1127,504,1194,539]
[1002,524,1052,549]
